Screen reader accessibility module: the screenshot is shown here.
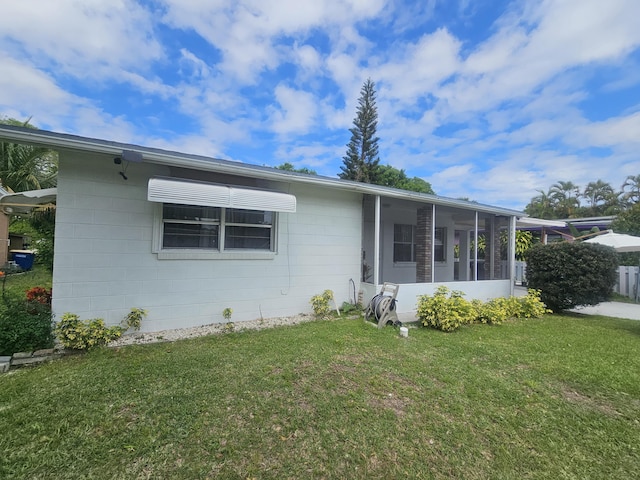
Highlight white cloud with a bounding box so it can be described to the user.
[0,0,162,78]
[0,55,75,118]
[269,85,318,135]
[160,0,384,83]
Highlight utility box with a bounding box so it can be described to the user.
[10,250,35,270]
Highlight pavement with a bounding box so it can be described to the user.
[514,286,640,320]
[568,301,640,320]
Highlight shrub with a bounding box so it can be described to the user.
[122,307,146,331]
[310,290,334,318]
[525,242,618,312]
[472,297,512,325]
[0,294,54,355]
[516,289,552,318]
[25,286,52,306]
[340,302,362,315]
[417,286,475,332]
[54,313,123,351]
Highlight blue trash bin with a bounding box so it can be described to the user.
[10,250,35,270]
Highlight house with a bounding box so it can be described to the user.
[0,186,57,265]
[0,125,525,332]
[518,216,615,243]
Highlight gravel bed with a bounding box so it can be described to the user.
[109,314,316,347]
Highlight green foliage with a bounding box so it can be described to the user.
[417,286,475,332]
[275,162,317,175]
[523,175,639,220]
[222,307,233,321]
[611,203,640,265]
[310,290,334,318]
[54,313,123,351]
[28,207,56,270]
[340,301,362,315]
[499,230,533,261]
[0,117,58,192]
[339,78,381,183]
[55,308,146,351]
[0,293,54,355]
[419,287,550,332]
[611,202,640,237]
[375,164,435,194]
[472,297,512,325]
[122,307,146,331]
[525,241,618,312]
[515,289,552,318]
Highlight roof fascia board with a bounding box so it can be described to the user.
[0,125,521,216]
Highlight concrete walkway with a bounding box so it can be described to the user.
[514,286,640,320]
[569,302,640,320]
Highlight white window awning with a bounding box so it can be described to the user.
[147,177,296,213]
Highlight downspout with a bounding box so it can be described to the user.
[374,195,381,287]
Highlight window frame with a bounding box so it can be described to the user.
[393,224,417,263]
[434,227,446,262]
[152,203,278,260]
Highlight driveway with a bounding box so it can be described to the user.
[569,302,640,321]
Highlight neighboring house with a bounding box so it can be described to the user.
[0,187,57,265]
[518,216,615,243]
[0,125,525,332]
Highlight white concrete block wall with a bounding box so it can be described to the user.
[53,153,362,332]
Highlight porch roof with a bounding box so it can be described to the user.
[0,124,522,217]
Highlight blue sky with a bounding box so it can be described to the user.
[1,0,640,210]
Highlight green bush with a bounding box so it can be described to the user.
[54,307,146,351]
[472,297,512,325]
[0,294,54,355]
[516,289,551,318]
[418,287,550,332]
[417,286,475,332]
[525,242,618,312]
[310,290,334,318]
[54,313,123,351]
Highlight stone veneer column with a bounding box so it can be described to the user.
[416,206,433,283]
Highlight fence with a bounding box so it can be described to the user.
[515,262,639,301]
[616,266,640,301]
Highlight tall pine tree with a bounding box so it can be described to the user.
[339,79,380,183]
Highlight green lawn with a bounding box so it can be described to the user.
[1,264,52,298]
[1,314,639,479]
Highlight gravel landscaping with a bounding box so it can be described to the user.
[109,314,317,347]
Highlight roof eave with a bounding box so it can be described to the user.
[0,125,522,217]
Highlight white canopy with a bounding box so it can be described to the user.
[583,230,640,253]
[0,188,57,214]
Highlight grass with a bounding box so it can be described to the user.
[611,292,639,304]
[1,314,639,479]
[1,264,52,298]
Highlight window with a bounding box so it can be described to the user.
[435,227,446,262]
[161,203,275,252]
[394,224,416,262]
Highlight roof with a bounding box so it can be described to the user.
[516,217,566,228]
[0,124,523,217]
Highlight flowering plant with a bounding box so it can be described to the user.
[26,286,52,306]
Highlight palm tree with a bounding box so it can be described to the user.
[621,174,640,206]
[582,179,615,215]
[524,189,555,219]
[549,181,580,218]
[0,118,58,192]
